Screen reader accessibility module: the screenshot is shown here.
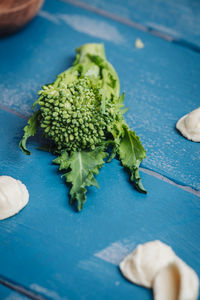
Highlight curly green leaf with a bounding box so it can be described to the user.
[118,126,147,193]
[54,148,108,211]
[19,111,40,155]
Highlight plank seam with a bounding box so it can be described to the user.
[0,105,29,120]
[0,275,48,300]
[140,168,200,197]
[59,0,200,53]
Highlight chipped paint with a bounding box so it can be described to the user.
[59,14,125,43]
[30,284,68,300]
[94,241,137,265]
[38,10,125,44]
[38,11,60,24]
[0,82,37,115]
[5,293,27,300]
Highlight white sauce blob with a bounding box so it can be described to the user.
[176,107,200,142]
[153,263,180,300]
[119,241,199,300]
[0,176,29,220]
[153,258,199,300]
[135,38,144,49]
[119,240,175,288]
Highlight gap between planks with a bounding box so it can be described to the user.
[1,106,199,198]
[140,168,200,197]
[60,0,200,54]
[0,105,29,120]
[0,275,48,300]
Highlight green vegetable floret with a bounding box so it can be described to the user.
[38,77,118,153]
[19,43,146,211]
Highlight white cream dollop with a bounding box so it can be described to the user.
[153,258,199,300]
[176,107,200,142]
[0,176,29,220]
[119,240,175,288]
[135,38,144,49]
[119,240,199,300]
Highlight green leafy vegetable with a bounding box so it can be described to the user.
[118,126,146,193]
[54,148,107,211]
[19,43,146,211]
[19,111,40,155]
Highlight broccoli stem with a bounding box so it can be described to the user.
[76,43,106,63]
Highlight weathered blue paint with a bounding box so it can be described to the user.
[76,0,200,49]
[0,0,199,190]
[0,109,200,300]
[0,0,200,298]
[0,284,29,300]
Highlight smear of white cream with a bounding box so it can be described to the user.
[58,14,125,44]
[176,107,200,142]
[0,176,29,220]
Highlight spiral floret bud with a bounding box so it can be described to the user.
[38,77,116,153]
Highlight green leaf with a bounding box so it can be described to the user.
[87,54,106,68]
[107,144,118,163]
[104,139,119,163]
[107,73,116,89]
[32,96,42,109]
[19,111,40,155]
[118,126,147,193]
[54,148,108,211]
[87,54,120,98]
[120,107,129,114]
[53,151,70,170]
[117,93,128,114]
[118,92,125,105]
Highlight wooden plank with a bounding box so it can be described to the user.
[0,109,200,300]
[0,0,199,190]
[75,0,200,49]
[0,284,30,300]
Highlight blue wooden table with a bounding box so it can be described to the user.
[0,0,200,299]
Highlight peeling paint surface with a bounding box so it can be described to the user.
[0,0,200,299]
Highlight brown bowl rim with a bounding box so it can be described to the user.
[0,0,43,14]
